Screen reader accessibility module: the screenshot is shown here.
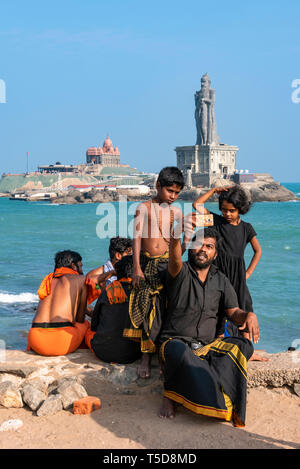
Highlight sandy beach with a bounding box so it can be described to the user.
[0,386,300,450]
[0,349,299,450]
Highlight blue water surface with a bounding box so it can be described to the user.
[0,183,299,353]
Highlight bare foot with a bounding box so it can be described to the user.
[249,352,270,362]
[137,353,151,379]
[159,397,175,419]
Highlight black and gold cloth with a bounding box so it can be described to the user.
[160,336,253,426]
[123,251,168,353]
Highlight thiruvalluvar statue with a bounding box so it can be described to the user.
[195,73,220,145]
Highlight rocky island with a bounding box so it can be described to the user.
[47,174,298,205]
[2,176,298,204]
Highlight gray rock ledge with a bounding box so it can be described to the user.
[0,349,299,406]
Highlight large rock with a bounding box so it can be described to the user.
[56,380,88,409]
[36,394,63,417]
[21,376,56,393]
[0,364,36,378]
[21,384,46,411]
[247,352,300,388]
[247,183,298,202]
[178,180,298,203]
[0,373,24,387]
[0,381,23,408]
[52,196,79,205]
[293,383,300,397]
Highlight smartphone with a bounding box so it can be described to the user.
[195,213,214,227]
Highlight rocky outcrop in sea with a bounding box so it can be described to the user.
[179,180,299,203]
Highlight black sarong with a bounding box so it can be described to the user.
[160,336,253,426]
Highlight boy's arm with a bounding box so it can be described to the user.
[132,203,146,287]
[86,266,115,290]
[192,187,229,213]
[246,236,262,280]
[86,265,104,278]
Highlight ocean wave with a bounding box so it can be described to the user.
[0,292,39,304]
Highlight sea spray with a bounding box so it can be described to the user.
[0,292,38,304]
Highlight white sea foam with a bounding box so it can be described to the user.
[0,292,38,304]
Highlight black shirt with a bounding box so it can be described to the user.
[212,212,257,258]
[91,283,132,335]
[91,282,141,364]
[160,262,239,345]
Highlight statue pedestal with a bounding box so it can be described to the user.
[175,143,239,188]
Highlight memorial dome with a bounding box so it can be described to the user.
[103,136,114,153]
[87,147,98,154]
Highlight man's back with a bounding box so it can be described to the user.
[33,274,86,324]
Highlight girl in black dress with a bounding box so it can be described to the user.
[193,185,266,360]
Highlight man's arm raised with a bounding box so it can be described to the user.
[169,212,196,278]
[168,232,183,278]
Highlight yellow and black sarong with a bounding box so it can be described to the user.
[160,336,253,426]
[123,251,169,353]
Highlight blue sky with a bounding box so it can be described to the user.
[0,0,299,181]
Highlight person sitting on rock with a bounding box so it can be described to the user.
[159,225,260,427]
[27,250,91,356]
[85,255,142,364]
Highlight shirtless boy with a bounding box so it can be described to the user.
[27,250,90,356]
[127,167,186,378]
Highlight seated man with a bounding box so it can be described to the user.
[85,255,142,364]
[159,224,260,427]
[27,250,90,356]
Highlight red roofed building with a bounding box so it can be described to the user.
[86,135,121,167]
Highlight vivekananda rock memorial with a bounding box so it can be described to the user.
[86,136,121,167]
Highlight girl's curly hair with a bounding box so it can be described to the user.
[218,185,252,215]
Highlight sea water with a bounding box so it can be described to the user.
[0,183,299,353]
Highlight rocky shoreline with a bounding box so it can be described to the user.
[50,188,151,205]
[2,178,298,204]
[1,349,299,417]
